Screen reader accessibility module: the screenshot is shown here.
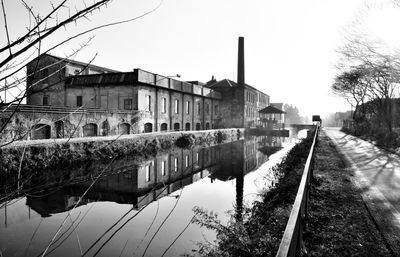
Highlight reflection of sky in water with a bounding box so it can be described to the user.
[0,133,306,257]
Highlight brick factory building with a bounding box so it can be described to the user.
[1,37,281,141]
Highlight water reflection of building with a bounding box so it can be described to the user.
[26,136,286,217]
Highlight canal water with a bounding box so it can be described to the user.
[0,131,305,257]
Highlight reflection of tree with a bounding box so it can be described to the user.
[258,146,282,156]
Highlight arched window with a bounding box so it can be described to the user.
[173,123,180,131]
[83,123,97,137]
[31,124,51,140]
[160,123,168,131]
[119,123,130,135]
[205,122,210,130]
[144,123,153,133]
[195,123,201,130]
[185,122,191,131]
[55,120,64,138]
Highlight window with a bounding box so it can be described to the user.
[124,99,132,110]
[206,103,210,115]
[197,102,201,115]
[161,161,166,176]
[76,96,82,107]
[196,153,199,163]
[214,105,219,115]
[145,164,151,182]
[161,97,167,113]
[185,155,189,167]
[43,95,49,106]
[174,99,179,114]
[133,93,138,110]
[146,95,151,111]
[186,101,190,114]
[174,157,178,172]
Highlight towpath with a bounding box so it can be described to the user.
[325,127,400,254]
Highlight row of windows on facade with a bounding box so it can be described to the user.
[245,106,258,117]
[246,91,256,103]
[246,91,268,105]
[42,95,219,115]
[29,121,215,140]
[144,151,216,182]
[141,96,218,115]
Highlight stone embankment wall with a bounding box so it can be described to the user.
[0,128,243,175]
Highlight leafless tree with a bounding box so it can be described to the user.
[0,0,163,145]
[335,36,400,131]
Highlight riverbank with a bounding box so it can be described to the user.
[192,129,314,256]
[303,130,391,256]
[0,128,243,175]
[191,129,392,256]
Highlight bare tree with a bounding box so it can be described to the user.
[335,36,400,132]
[0,0,163,145]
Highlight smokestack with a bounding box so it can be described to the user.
[237,37,245,87]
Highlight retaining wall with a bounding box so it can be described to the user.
[1,128,244,175]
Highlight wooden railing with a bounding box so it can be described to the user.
[276,124,320,257]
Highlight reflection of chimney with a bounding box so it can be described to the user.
[235,172,244,221]
[237,37,245,87]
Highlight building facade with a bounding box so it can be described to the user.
[9,54,223,140]
[1,50,276,141]
[205,78,270,129]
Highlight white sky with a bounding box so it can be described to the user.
[2,0,400,117]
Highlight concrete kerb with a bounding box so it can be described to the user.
[326,130,400,256]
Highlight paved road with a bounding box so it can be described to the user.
[325,127,400,255]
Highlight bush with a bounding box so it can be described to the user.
[175,134,196,148]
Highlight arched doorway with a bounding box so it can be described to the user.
[83,123,97,137]
[31,124,51,140]
[102,120,110,136]
[144,123,153,133]
[119,123,130,135]
[205,122,210,130]
[196,123,201,130]
[160,123,168,131]
[185,122,191,131]
[173,123,180,131]
[55,120,64,138]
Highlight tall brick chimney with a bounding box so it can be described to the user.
[237,37,245,87]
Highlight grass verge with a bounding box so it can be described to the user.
[303,130,391,256]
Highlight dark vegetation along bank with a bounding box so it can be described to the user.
[0,129,242,176]
[191,129,315,257]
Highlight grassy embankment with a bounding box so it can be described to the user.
[303,130,390,256]
[191,130,391,257]
[0,130,232,175]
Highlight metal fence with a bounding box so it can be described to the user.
[276,124,320,257]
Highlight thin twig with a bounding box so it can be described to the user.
[141,188,184,257]
[1,0,12,56]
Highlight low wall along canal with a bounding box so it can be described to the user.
[0,128,306,257]
[0,128,243,175]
